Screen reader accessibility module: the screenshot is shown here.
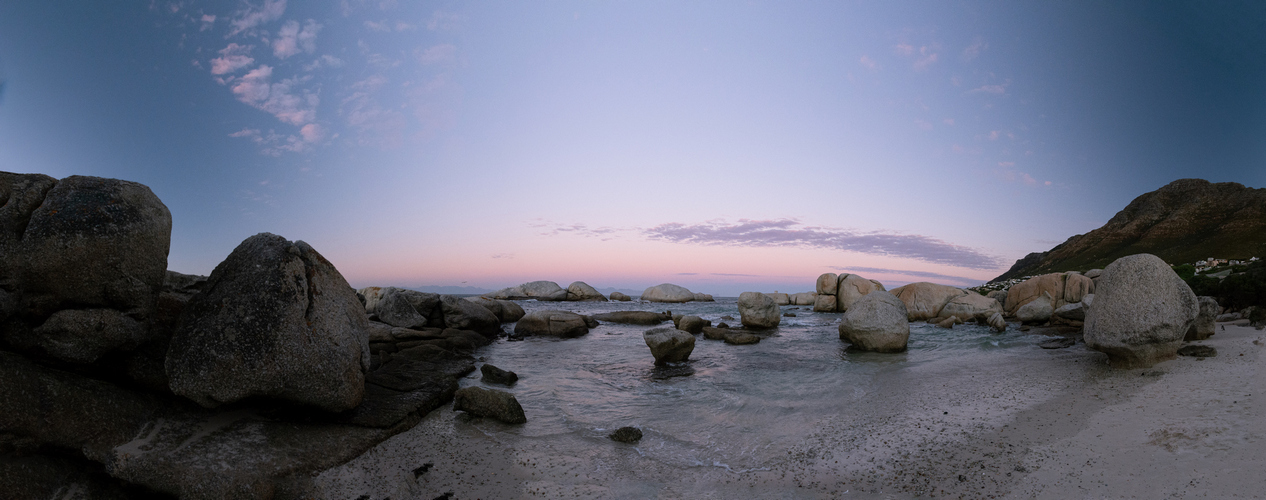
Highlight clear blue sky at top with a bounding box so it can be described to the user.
[0,1,1263,294]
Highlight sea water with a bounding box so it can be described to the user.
[463,298,1044,472]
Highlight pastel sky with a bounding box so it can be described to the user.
[1,1,1263,296]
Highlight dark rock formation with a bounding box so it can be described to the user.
[590,310,671,325]
[480,363,518,386]
[453,386,527,424]
[609,427,643,443]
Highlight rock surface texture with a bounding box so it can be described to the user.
[1083,254,1199,368]
[513,310,594,338]
[738,291,781,329]
[453,386,527,424]
[838,292,909,353]
[889,282,967,321]
[1184,296,1219,341]
[640,283,697,303]
[644,327,696,364]
[836,274,885,312]
[165,233,370,412]
[566,281,608,301]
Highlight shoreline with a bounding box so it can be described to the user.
[305,323,1266,499]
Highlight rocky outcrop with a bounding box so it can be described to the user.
[165,233,369,412]
[360,287,437,329]
[1084,254,1199,368]
[644,327,695,364]
[1053,302,1086,322]
[693,292,715,302]
[838,292,909,352]
[453,386,527,424]
[513,310,595,338]
[738,291,780,329]
[1184,296,1219,341]
[723,332,761,345]
[590,311,670,325]
[485,280,567,301]
[987,312,1007,332]
[610,291,632,301]
[940,293,1003,323]
[640,283,696,303]
[790,292,816,306]
[1,173,171,365]
[1016,293,1055,324]
[987,290,1008,307]
[677,315,710,334]
[992,179,1266,281]
[837,274,885,312]
[889,282,967,321]
[812,293,837,313]
[766,292,791,306]
[609,427,643,443]
[463,296,526,323]
[566,281,608,302]
[480,364,518,385]
[816,273,839,295]
[1004,272,1094,315]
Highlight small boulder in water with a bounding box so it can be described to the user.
[644,327,695,365]
[453,386,527,424]
[677,315,710,334]
[724,332,760,345]
[609,426,643,443]
[480,364,518,386]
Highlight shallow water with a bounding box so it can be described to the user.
[463,298,1052,473]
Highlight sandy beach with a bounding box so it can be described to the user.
[303,323,1266,499]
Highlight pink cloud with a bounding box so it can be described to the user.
[199,14,217,32]
[914,119,933,131]
[962,37,987,61]
[943,118,955,125]
[229,0,286,36]
[859,55,877,70]
[273,20,321,58]
[913,48,938,70]
[417,44,456,65]
[998,161,1015,167]
[210,43,254,75]
[231,65,318,126]
[894,43,914,56]
[300,123,325,142]
[231,65,273,103]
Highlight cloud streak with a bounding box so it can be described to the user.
[643,219,1003,270]
[829,266,983,285]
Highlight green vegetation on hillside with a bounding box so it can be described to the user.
[1182,259,1266,311]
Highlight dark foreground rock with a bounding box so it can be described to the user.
[481,363,518,385]
[165,232,370,412]
[609,427,643,443]
[453,386,527,424]
[644,327,695,364]
[590,311,671,325]
[514,310,597,337]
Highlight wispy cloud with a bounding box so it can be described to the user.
[210,43,254,75]
[229,0,286,36]
[273,20,321,59]
[230,65,319,127]
[829,266,982,285]
[712,273,759,277]
[962,37,987,61]
[417,44,456,65]
[644,219,1002,270]
[199,14,217,32]
[859,55,877,70]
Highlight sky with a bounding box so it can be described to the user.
[1,1,1263,296]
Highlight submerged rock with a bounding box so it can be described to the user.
[609,291,632,301]
[590,311,671,325]
[453,386,527,424]
[677,315,710,334]
[724,332,761,345]
[609,427,643,443]
[513,310,593,338]
[480,364,518,386]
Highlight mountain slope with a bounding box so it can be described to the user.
[992,179,1266,282]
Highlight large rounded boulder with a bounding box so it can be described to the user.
[565,281,608,302]
[889,282,967,321]
[1005,272,1094,315]
[815,273,839,295]
[1016,293,1055,324]
[836,274,884,312]
[2,174,172,363]
[440,295,501,337]
[165,233,370,412]
[1084,254,1199,368]
[640,283,696,303]
[738,291,781,329]
[513,310,594,338]
[838,292,909,353]
[940,293,1004,323]
[643,327,695,364]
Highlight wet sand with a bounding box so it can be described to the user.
[307,323,1266,499]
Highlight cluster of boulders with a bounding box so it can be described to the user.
[0,172,522,498]
[812,273,887,313]
[485,280,607,302]
[762,291,817,306]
